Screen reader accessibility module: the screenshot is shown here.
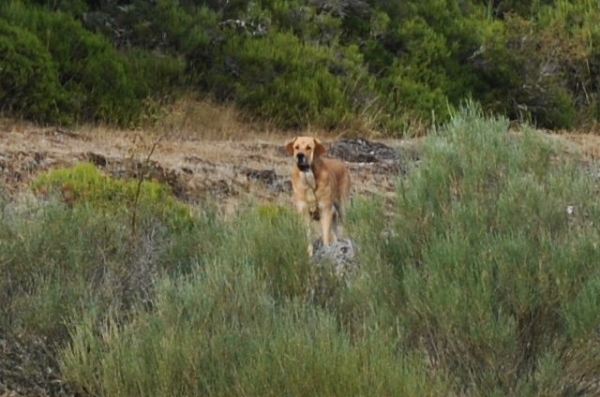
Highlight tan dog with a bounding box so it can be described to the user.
[285,136,351,246]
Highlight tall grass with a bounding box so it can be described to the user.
[385,102,600,395]
[2,103,600,395]
[61,261,445,397]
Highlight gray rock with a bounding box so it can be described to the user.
[308,237,358,304]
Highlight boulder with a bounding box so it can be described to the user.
[308,237,358,304]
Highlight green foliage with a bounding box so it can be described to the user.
[24,0,88,13]
[369,18,455,132]
[125,49,187,101]
[60,261,446,397]
[4,106,600,396]
[0,201,131,339]
[473,15,583,129]
[385,102,600,394]
[4,0,600,131]
[196,30,377,130]
[0,185,221,342]
[18,9,142,125]
[230,203,312,299]
[377,62,451,134]
[1,1,186,126]
[474,0,557,18]
[0,19,65,123]
[109,0,197,51]
[31,162,193,232]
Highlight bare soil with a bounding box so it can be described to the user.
[0,120,420,215]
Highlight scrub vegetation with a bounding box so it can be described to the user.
[2,105,600,396]
[2,0,600,133]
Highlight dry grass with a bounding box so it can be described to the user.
[143,95,284,141]
[1,98,598,216]
[1,100,400,220]
[0,99,403,200]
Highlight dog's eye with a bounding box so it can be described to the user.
[307,146,312,151]
[294,145,299,150]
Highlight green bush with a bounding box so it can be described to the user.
[0,200,133,339]
[1,3,180,126]
[24,10,142,125]
[32,162,193,232]
[473,15,583,129]
[60,260,447,397]
[0,174,221,341]
[0,19,65,123]
[125,49,186,99]
[367,17,455,133]
[3,0,600,130]
[377,65,451,134]
[385,103,600,394]
[227,203,311,299]
[24,0,88,13]
[233,33,345,128]
[194,29,377,130]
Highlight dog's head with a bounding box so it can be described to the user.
[285,136,326,172]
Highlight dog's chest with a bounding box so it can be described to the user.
[300,170,317,190]
[299,170,318,213]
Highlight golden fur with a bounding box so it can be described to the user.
[285,136,351,245]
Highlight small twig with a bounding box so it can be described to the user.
[130,136,163,237]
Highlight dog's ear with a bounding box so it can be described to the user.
[285,137,297,155]
[314,138,327,157]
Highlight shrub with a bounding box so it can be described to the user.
[0,170,222,342]
[238,31,339,127]
[377,66,451,134]
[371,17,454,133]
[0,199,133,340]
[0,19,65,123]
[27,11,141,125]
[24,0,88,14]
[2,4,159,125]
[228,203,312,299]
[31,162,193,232]
[386,102,600,394]
[472,15,584,129]
[125,49,186,99]
[60,260,448,397]
[103,0,196,51]
[193,29,377,130]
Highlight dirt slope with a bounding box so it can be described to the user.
[3,119,600,208]
[0,121,419,213]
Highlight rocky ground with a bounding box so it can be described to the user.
[0,122,421,212]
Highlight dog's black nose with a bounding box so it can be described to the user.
[296,153,310,171]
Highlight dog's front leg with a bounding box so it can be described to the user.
[298,207,315,256]
[294,201,310,236]
[320,204,335,245]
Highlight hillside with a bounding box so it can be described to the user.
[0,118,418,213]
[2,117,600,207]
[0,107,600,396]
[0,117,412,396]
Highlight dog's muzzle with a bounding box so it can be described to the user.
[296,153,310,172]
